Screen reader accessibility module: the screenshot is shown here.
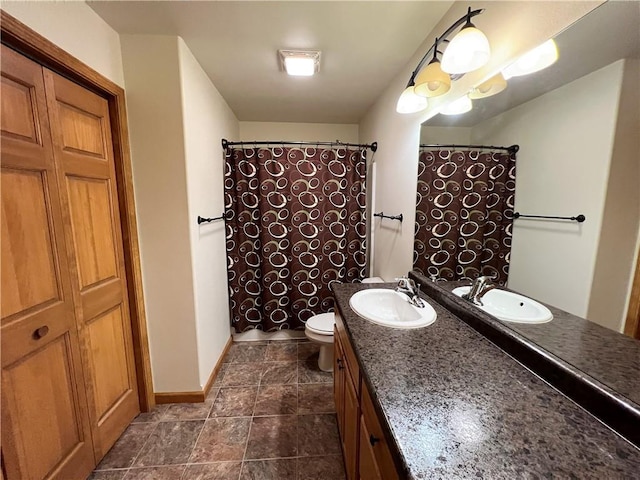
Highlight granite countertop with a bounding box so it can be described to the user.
[429,279,640,407]
[332,283,640,479]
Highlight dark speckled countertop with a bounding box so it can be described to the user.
[409,274,640,446]
[430,279,640,407]
[332,283,640,479]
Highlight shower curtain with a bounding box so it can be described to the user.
[224,144,368,332]
[413,147,516,286]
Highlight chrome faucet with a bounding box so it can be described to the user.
[462,276,496,306]
[396,277,425,308]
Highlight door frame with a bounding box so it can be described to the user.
[624,244,640,339]
[1,10,155,410]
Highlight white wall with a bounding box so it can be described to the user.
[360,1,601,283]
[588,59,640,331]
[419,126,472,145]
[177,38,239,388]
[471,61,623,321]
[2,1,124,86]
[120,35,200,392]
[239,122,358,143]
[121,35,239,392]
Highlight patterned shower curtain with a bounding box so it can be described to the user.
[413,147,516,286]
[224,145,367,332]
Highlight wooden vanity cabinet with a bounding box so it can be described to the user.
[334,328,359,480]
[334,312,400,480]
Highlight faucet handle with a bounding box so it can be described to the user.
[395,276,416,290]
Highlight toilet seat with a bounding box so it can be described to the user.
[305,312,335,336]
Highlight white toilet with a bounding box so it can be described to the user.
[304,277,384,372]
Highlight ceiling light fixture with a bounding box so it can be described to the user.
[396,86,429,114]
[441,8,491,74]
[414,39,451,98]
[440,95,473,115]
[396,6,489,114]
[502,39,558,79]
[279,50,321,76]
[468,72,507,99]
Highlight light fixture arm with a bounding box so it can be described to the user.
[405,7,484,88]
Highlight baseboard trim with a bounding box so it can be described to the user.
[155,391,204,404]
[154,336,233,404]
[204,336,233,398]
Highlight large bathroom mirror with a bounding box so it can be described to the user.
[416,1,640,407]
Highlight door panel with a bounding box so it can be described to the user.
[1,44,94,480]
[43,69,139,458]
[86,307,131,421]
[0,75,39,142]
[3,334,83,480]
[1,168,58,318]
[66,176,118,288]
[58,103,105,157]
[344,374,359,480]
[358,417,382,480]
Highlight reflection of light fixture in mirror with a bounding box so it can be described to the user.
[278,50,321,76]
[441,7,491,74]
[440,95,473,115]
[398,7,489,114]
[414,40,451,98]
[468,73,507,99]
[396,86,429,114]
[502,39,558,79]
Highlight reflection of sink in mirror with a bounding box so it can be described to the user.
[452,287,553,324]
[349,289,437,329]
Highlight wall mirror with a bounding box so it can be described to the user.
[415,1,640,409]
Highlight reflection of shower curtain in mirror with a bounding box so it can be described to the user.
[224,145,367,333]
[413,147,516,286]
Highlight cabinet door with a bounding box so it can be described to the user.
[334,330,345,436]
[361,384,400,480]
[359,415,382,480]
[343,373,360,480]
[1,45,95,480]
[43,70,139,459]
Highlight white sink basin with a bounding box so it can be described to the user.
[349,289,437,329]
[452,286,553,324]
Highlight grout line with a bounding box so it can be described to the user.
[181,347,233,479]
[125,421,160,471]
[238,364,262,480]
[183,419,207,475]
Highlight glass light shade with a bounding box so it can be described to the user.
[468,73,507,99]
[414,61,451,98]
[502,39,558,79]
[283,57,315,76]
[440,95,473,115]
[441,26,491,74]
[396,86,428,114]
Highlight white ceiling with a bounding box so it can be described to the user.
[425,1,640,127]
[88,1,453,124]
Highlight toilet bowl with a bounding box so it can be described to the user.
[305,313,335,372]
[304,277,384,372]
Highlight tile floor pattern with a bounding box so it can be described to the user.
[90,339,346,480]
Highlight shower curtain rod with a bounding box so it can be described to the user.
[222,138,378,152]
[420,143,519,155]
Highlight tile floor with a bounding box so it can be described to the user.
[90,339,346,480]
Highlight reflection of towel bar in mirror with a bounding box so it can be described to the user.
[197,213,227,224]
[513,212,586,223]
[374,212,403,222]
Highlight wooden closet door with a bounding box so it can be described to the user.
[43,70,140,459]
[1,45,95,480]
